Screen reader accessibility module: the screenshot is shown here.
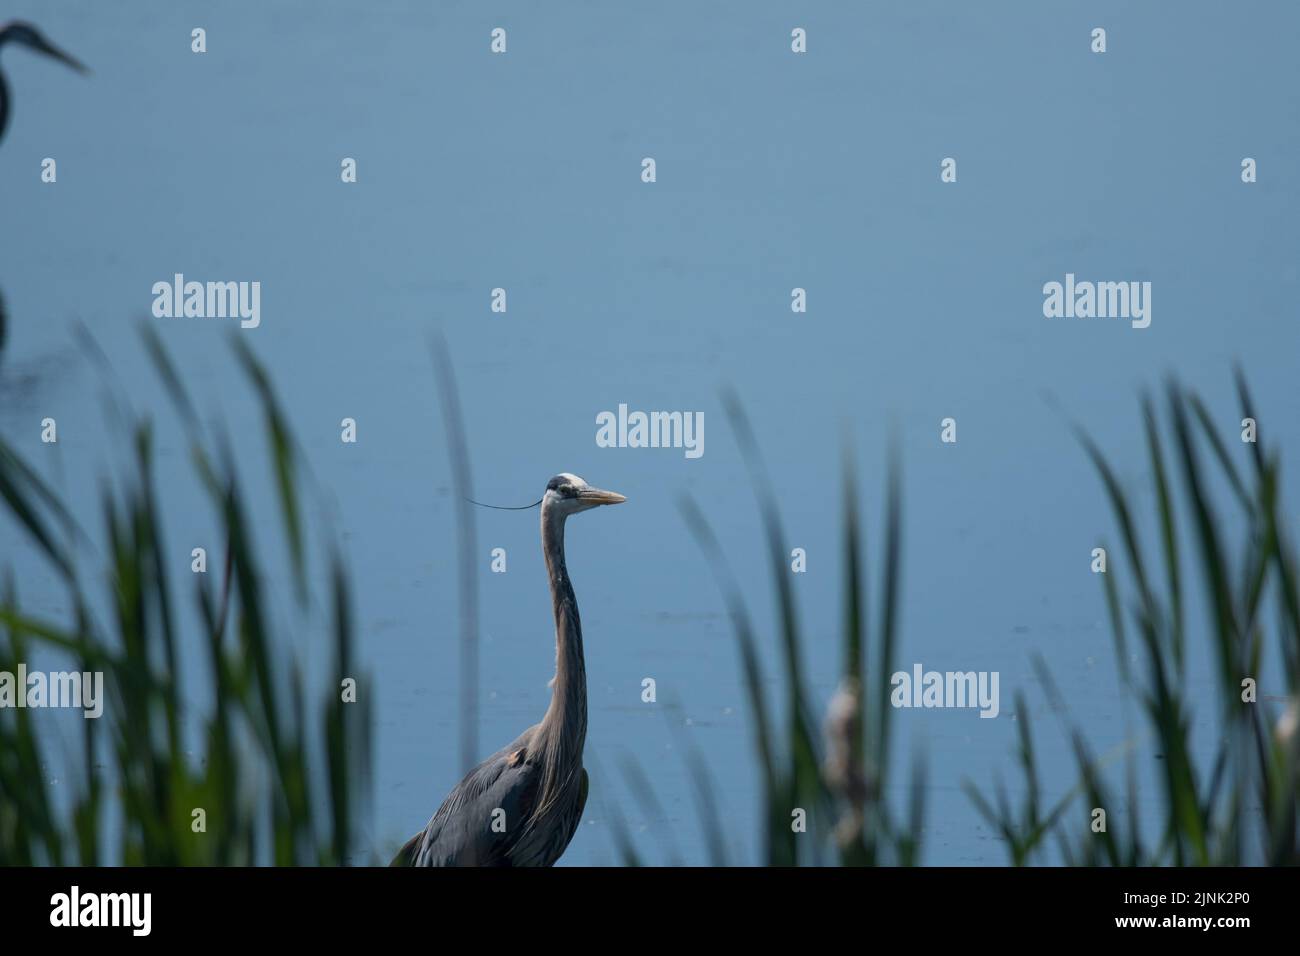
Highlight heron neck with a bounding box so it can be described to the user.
[539,508,587,752]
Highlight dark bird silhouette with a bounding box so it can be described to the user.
[393,473,625,867]
[0,21,87,145]
[0,24,85,365]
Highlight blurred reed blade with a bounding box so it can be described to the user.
[1233,365,1265,475]
[1187,393,1250,513]
[678,495,777,857]
[0,443,79,581]
[721,390,826,861]
[231,335,307,604]
[1168,385,1239,703]
[1142,394,1183,667]
[430,331,479,776]
[617,756,683,865]
[875,451,902,787]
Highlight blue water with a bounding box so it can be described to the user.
[2,1,1298,864]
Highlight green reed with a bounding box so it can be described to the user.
[653,373,1295,866]
[0,328,370,865]
[968,372,1298,866]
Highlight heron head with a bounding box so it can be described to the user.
[543,473,626,517]
[0,22,89,74]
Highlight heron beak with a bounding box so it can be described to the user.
[36,38,89,75]
[579,488,626,506]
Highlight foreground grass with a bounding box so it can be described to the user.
[0,329,370,865]
[638,373,1297,866]
[968,374,1299,865]
[2,341,1293,867]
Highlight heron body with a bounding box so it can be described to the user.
[395,473,625,867]
[0,21,87,145]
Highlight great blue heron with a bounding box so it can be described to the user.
[0,21,88,145]
[393,473,626,867]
